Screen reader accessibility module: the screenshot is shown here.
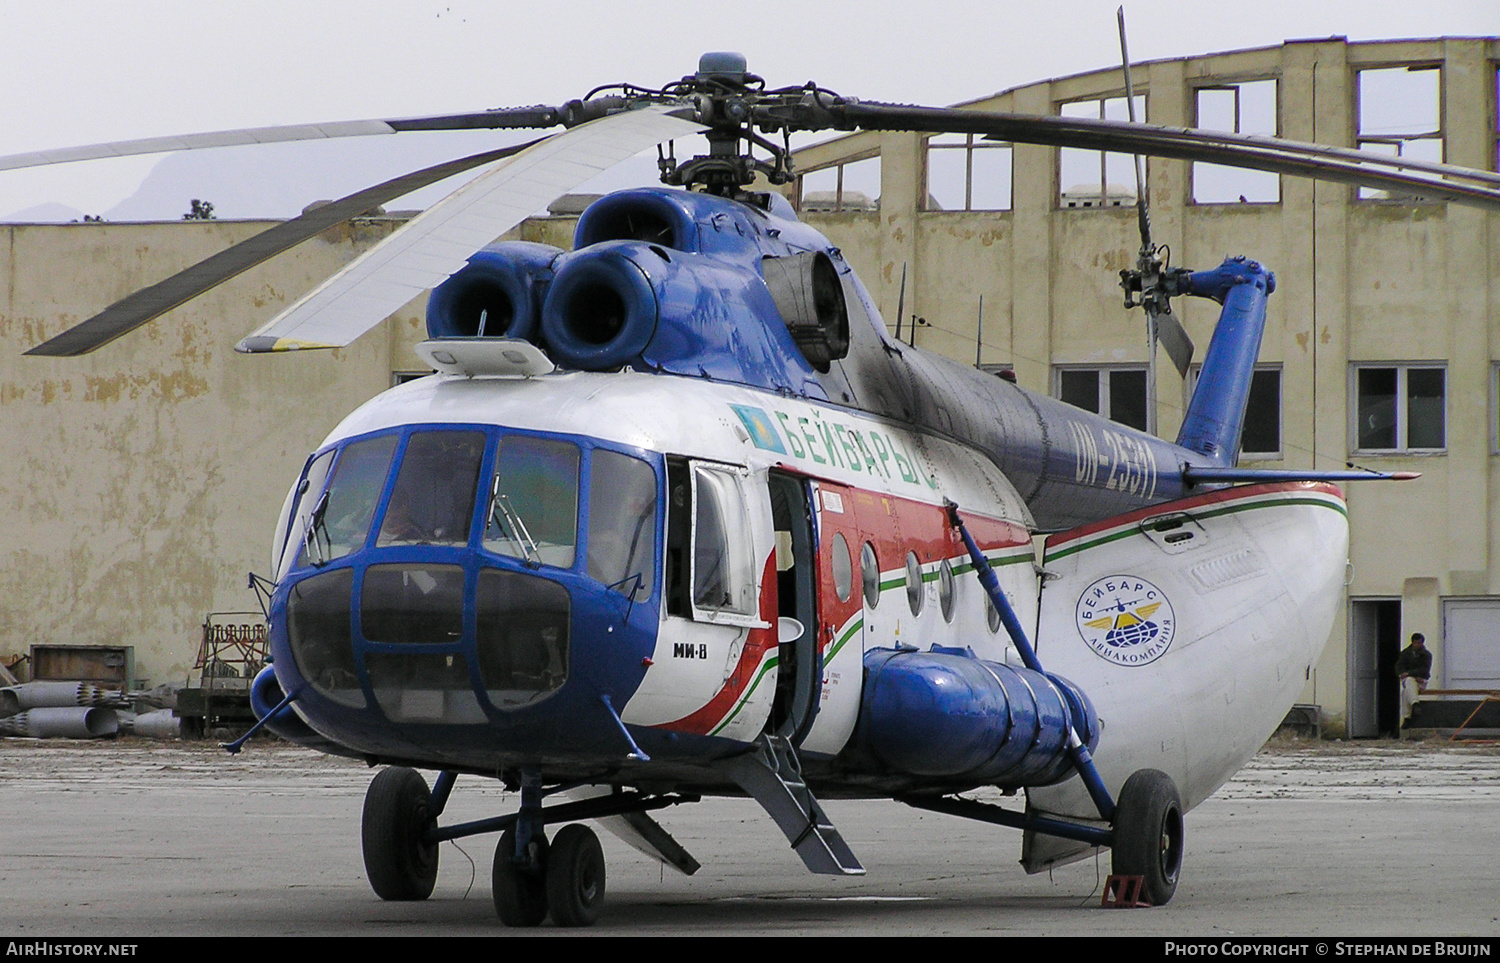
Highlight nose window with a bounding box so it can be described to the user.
[360,564,465,645]
[476,568,571,708]
[286,568,364,708]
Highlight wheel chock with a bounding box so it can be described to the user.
[1102,874,1149,907]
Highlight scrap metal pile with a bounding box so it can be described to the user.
[0,680,178,740]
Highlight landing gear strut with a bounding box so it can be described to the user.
[492,826,550,926]
[359,767,694,926]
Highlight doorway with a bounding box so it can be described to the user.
[1348,599,1401,738]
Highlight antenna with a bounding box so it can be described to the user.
[975,295,984,368]
[894,262,907,342]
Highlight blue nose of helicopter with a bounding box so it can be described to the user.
[262,425,662,767]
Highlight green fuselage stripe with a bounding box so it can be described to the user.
[1045,494,1347,563]
[709,654,779,737]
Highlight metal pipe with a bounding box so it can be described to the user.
[130,709,180,739]
[0,707,119,738]
[945,500,1117,822]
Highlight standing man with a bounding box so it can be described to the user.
[1394,632,1433,730]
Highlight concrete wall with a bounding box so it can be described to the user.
[0,218,431,687]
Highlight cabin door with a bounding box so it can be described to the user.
[767,471,819,743]
[798,479,867,755]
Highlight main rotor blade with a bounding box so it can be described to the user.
[237,104,703,354]
[834,103,1500,211]
[0,108,562,172]
[24,141,540,357]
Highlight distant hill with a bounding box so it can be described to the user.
[104,129,515,221]
[3,129,668,225]
[1,201,88,223]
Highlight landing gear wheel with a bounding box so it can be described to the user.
[361,767,439,901]
[492,827,549,927]
[1111,768,1184,906]
[546,824,606,927]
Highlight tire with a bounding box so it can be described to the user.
[546,824,606,927]
[1111,768,1185,906]
[493,828,549,927]
[361,767,438,901]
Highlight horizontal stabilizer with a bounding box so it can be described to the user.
[1184,467,1420,484]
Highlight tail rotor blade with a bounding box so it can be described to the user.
[1156,312,1194,379]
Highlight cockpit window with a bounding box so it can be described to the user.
[300,435,398,568]
[587,449,657,598]
[485,436,580,568]
[376,431,486,547]
[276,449,335,580]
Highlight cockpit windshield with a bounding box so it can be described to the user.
[299,435,397,569]
[376,432,486,547]
[485,436,580,568]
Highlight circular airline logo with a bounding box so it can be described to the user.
[1075,576,1175,667]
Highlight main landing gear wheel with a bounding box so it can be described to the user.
[492,827,549,927]
[546,824,606,927]
[361,767,439,901]
[1111,768,1185,906]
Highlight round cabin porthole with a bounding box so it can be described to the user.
[861,541,880,609]
[905,551,924,616]
[939,559,956,623]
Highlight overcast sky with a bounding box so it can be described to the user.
[0,0,1493,218]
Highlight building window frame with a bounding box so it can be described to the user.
[794,151,881,213]
[923,133,1012,211]
[1190,78,1281,205]
[1187,363,1283,460]
[1054,363,1152,433]
[1489,362,1500,454]
[1355,64,1445,202]
[1349,362,1447,455]
[1056,93,1146,210]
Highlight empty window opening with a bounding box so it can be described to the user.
[925,134,1012,211]
[1357,66,1442,200]
[796,155,881,212]
[1058,95,1145,209]
[1192,80,1280,203]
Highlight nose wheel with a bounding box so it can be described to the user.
[361,767,439,901]
[493,823,606,927]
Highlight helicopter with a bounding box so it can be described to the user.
[12,48,1500,927]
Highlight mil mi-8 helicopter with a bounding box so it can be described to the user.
[12,43,1500,926]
